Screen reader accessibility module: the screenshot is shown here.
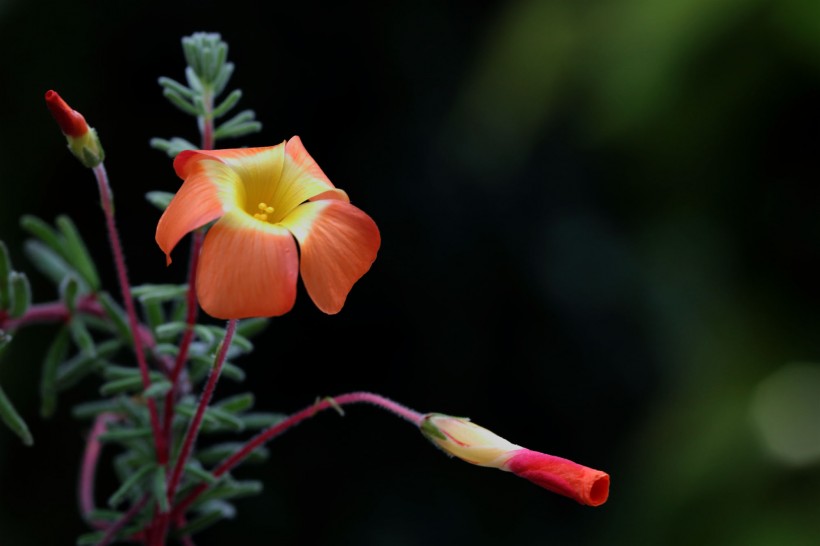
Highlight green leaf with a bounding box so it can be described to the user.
[212,63,235,96]
[131,284,189,304]
[98,292,133,344]
[212,89,242,118]
[175,500,235,537]
[56,215,101,291]
[184,462,220,485]
[196,442,269,465]
[145,191,176,211]
[0,241,11,310]
[152,465,170,512]
[40,326,70,417]
[239,412,287,430]
[99,426,154,443]
[69,318,96,357]
[56,342,115,391]
[59,275,80,313]
[0,383,33,446]
[149,137,197,159]
[236,317,269,338]
[215,393,254,413]
[144,380,172,398]
[108,463,155,507]
[99,375,143,396]
[154,321,187,342]
[141,299,165,331]
[72,399,120,419]
[191,479,263,507]
[8,272,31,318]
[76,531,106,545]
[214,121,262,141]
[163,88,201,116]
[158,76,195,99]
[185,66,204,93]
[215,109,255,130]
[201,407,244,433]
[20,215,65,258]
[87,509,125,522]
[23,240,87,291]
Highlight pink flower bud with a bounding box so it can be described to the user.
[421,413,609,506]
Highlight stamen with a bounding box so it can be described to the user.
[254,202,274,222]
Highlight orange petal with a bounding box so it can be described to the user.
[273,137,347,219]
[196,212,299,319]
[280,200,380,314]
[156,161,241,265]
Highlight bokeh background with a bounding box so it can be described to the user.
[2,0,820,544]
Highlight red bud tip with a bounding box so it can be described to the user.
[45,90,89,137]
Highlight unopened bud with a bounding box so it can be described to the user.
[45,90,105,168]
[421,413,609,506]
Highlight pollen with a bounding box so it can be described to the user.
[253,202,275,222]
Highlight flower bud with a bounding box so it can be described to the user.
[421,413,609,506]
[45,90,105,168]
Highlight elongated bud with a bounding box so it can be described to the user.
[45,90,105,168]
[421,413,609,506]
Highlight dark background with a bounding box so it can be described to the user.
[2,0,820,544]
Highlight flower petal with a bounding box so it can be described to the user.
[280,200,380,314]
[503,449,610,507]
[197,212,299,319]
[273,137,347,220]
[156,161,241,265]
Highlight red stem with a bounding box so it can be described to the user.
[79,413,118,529]
[92,164,167,465]
[162,229,204,446]
[96,494,150,546]
[172,392,422,518]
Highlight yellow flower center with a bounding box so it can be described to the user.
[253,202,275,222]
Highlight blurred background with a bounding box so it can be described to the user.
[2,0,820,544]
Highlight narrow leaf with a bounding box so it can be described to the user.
[212,89,242,119]
[108,463,155,507]
[20,215,65,258]
[236,317,268,338]
[214,121,262,140]
[239,412,287,430]
[72,399,120,419]
[99,426,154,443]
[98,292,133,344]
[23,240,87,291]
[163,88,201,116]
[215,393,254,414]
[0,384,33,446]
[175,500,235,537]
[69,318,96,357]
[152,465,170,513]
[40,326,70,417]
[0,241,11,310]
[158,76,195,99]
[56,215,101,291]
[145,191,176,212]
[144,380,172,398]
[197,442,269,465]
[8,272,31,318]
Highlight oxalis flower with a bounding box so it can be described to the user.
[156,138,380,319]
[421,413,610,506]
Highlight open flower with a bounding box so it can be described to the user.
[421,413,609,506]
[156,138,380,319]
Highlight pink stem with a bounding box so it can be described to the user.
[162,229,204,445]
[92,163,166,465]
[95,494,150,546]
[79,413,118,528]
[172,392,422,517]
[164,320,237,518]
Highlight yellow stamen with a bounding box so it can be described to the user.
[254,202,274,222]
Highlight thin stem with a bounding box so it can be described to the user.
[92,163,166,465]
[165,320,237,510]
[162,229,204,446]
[95,493,149,546]
[79,413,118,529]
[172,392,423,517]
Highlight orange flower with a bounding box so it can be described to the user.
[44,90,104,168]
[156,138,380,319]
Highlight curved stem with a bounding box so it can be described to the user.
[79,413,118,528]
[172,392,422,517]
[93,163,166,464]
